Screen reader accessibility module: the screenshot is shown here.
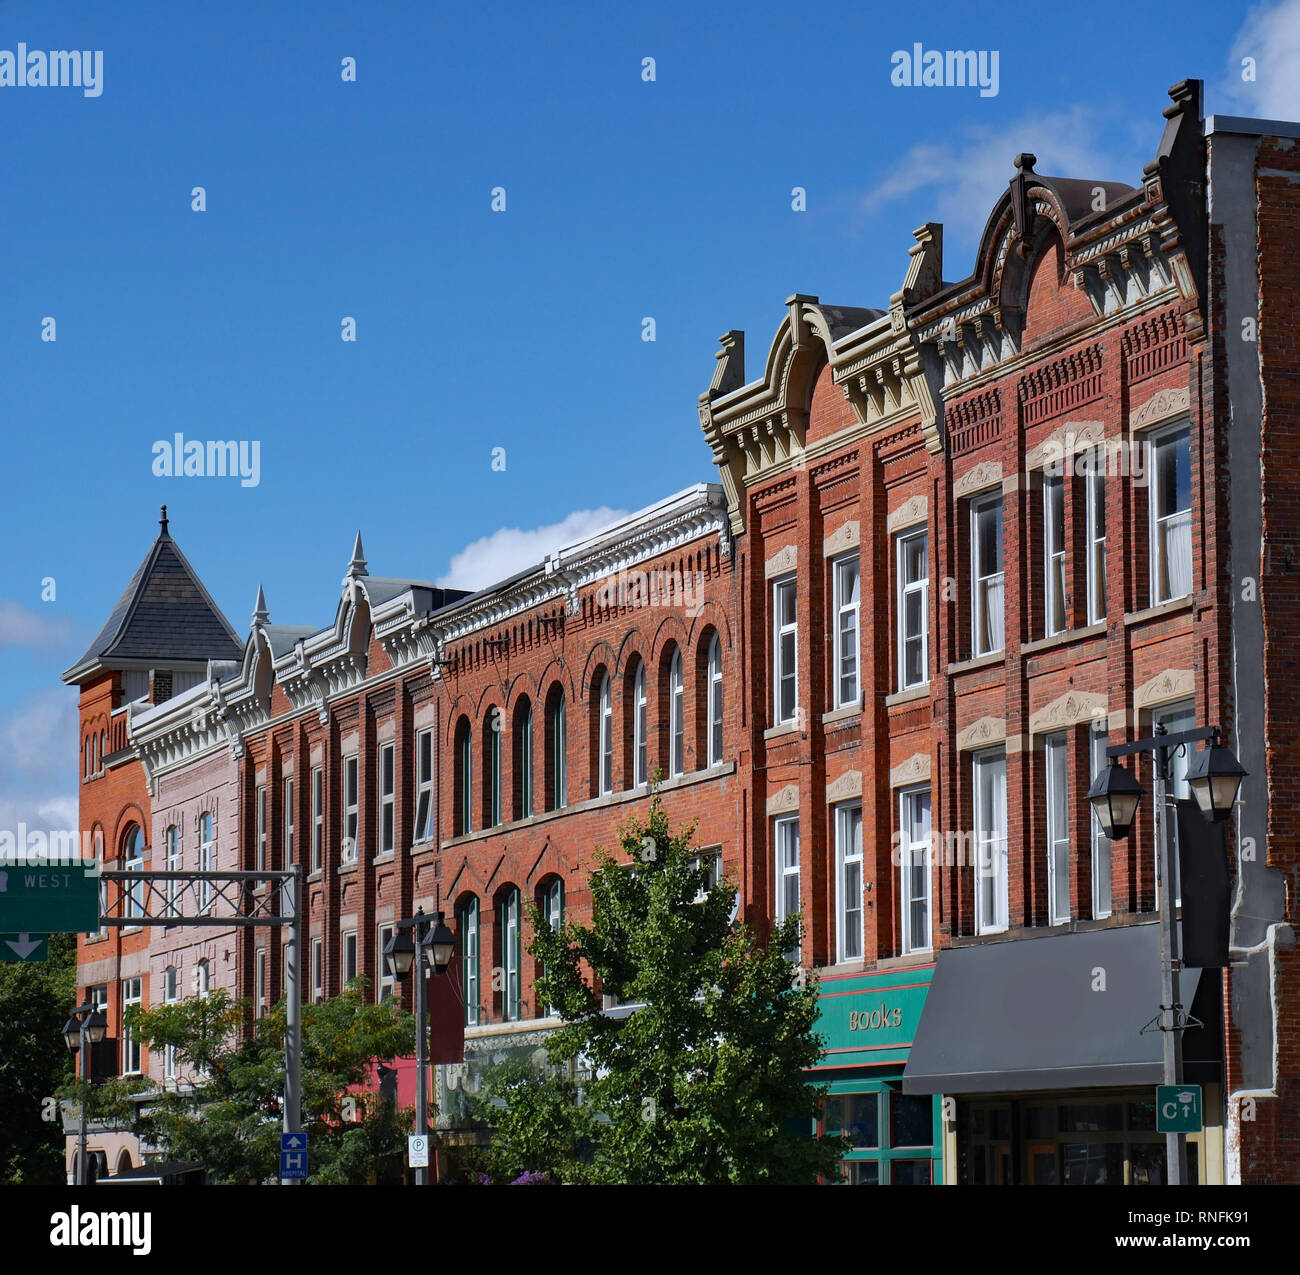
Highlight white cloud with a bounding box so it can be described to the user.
[0,600,71,649]
[1220,0,1300,121]
[437,508,630,591]
[0,691,79,837]
[860,106,1145,256]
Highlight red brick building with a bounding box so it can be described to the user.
[64,79,1299,1186]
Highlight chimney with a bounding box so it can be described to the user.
[149,668,173,705]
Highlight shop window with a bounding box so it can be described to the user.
[823,1085,940,1185]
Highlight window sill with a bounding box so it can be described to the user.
[822,701,863,726]
[947,651,1004,676]
[1021,620,1108,655]
[884,684,930,707]
[307,869,323,883]
[764,721,800,741]
[337,861,359,875]
[371,851,395,866]
[872,950,937,971]
[411,837,438,856]
[1124,595,1193,627]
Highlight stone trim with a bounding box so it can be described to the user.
[956,716,1006,750]
[1029,690,1108,735]
[1024,420,1105,471]
[1134,668,1195,711]
[886,495,928,533]
[823,522,860,557]
[953,460,1003,499]
[889,752,931,787]
[766,783,800,815]
[826,770,862,803]
[765,545,798,579]
[1129,386,1190,432]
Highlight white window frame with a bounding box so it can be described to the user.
[1085,450,1106,625]
[1044,472,1066,636]
[1148,423,1193,606]
[122,977,142,1075]
[487,717,502,827]
[163,966,178,1079]
[415,729,435,842]
[539,879,564,1016]
[1044,732,1071,925]
[834,802,864,964]
[1152,698,1195,910]
[832,553,861,708]
[669,650,685,777]
[633,665,648,788]
[195,959,211,998]
[342,929,358,985]
[552,694,567,810]
[1090,721,1112,919]
[165,824,181,910]
[311,766,323,872]
[310,938,323,1003]
[973,748,1008,935]
[256,947,268,1018]
[971,494,1005,657]
[707,634,723,767]
[198,814,215,913]
[461,897,480,1026]
[773,575,798,725]
[774,813,801,925]
[899,785,933,955]
[518,705,534,818]
[283,775,294,865]
[255,784,267,871]
[342,754,359,863]
[896,529,929,690]
[599,674,613,796]
[501,888,521,1021]
[377,923,395,1001]
[123,826,146,921]
[377,741,395,855]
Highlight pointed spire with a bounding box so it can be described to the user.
[252,583,269,626]
[159,505,170,538]
[347,530,368,579]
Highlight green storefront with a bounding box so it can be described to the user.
[810,965,943,1184]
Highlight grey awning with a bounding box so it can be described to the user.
[902,923,1202,1094]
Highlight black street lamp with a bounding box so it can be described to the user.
[383,908,456,1186]
[63,1003,107,1186]
[1084,721,1246,1186]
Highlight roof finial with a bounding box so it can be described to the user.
[252,583,269,625]
[159,505,170,537]
[347,530,368,579]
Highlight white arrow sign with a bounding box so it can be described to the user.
[5,933,41,959]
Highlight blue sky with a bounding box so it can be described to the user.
[2,0,1294,832]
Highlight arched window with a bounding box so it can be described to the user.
[536,877,564,1017]
[99,730,107,771]
[513,699,534,820]
[707,633,724,767]
[83,738,90,778]
[545,685,567,812]
[195,958,211,997]
[197,813,214,913]
[116,1150,133,1177]
[458,895,480,1026]
[164,825,180,908]
[669,649,684,778]
[484,709,502,828]
[454,716,473,836]
[122,825,146,919]
[496,886,522,1022]
[632,662,648,788]
[598,672,613,796]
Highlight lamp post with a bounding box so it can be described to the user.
[1087,723,1246,1186]
[62,1002,107,1187]
[384,908,455,1185]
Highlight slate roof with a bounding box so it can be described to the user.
[62,512,242,684]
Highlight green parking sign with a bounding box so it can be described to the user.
[1156,1084,1203,1133]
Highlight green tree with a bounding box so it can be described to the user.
[0,932,77,1183]
[110,981,415,1184]
[513,796,842,1184]
[464,1058,595,1184]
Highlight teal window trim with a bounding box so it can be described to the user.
[820,1076,944,1184]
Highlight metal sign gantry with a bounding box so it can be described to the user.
[97,867,304,1184]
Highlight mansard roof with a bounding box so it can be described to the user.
[62,507,242,686]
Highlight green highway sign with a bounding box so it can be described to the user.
[1156,1084,1203,1133]
[0,862,99,932]
[0,933,49,962]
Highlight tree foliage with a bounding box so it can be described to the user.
[0,932,77,1183]
[488,797,843,1184]
[107,981,415,1184]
